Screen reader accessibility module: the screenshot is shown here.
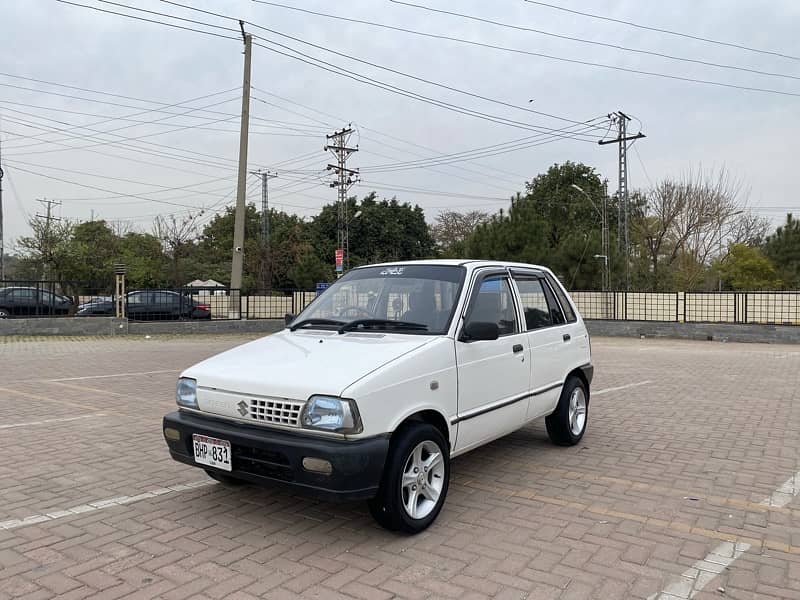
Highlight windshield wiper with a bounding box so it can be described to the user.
[338,319,428,334]
[289,318,346,332]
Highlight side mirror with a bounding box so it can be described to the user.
[462,321,499,342]
[284,313,295,326]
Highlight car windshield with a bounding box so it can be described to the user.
[294,264,466,334]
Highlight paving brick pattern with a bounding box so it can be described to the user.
[1,334,799,599]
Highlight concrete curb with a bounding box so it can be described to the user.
[586,320,800,344]
[3,317,799,344]
[0,317,284,337]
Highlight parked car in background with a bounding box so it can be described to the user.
[77,290,211,321]
[163,260,592,533]
[0,286,73,318]
[77,295,113,311]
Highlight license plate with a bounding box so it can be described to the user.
[192,434,232,472]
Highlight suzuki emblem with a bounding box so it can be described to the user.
[237,400,249,417]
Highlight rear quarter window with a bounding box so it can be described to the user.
[545,274,577,323]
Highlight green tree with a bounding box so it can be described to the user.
[465,162,615,289]
[713,244,782,290]
[309,193,436,269]
[15,215,74,282]
[59,220,119,288]
[196,205,261,289]
[119,232,169,289]
[764,214,800,288]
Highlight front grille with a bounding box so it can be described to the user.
[249,398,304,427]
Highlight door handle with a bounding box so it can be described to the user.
[512,344,524,353]
[563,334,571,342]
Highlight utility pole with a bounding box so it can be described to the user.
[599,111,645,290]
[325,127,358,277]
[229,21,252,316]
[35,198,62,280]
[250,169,277,290]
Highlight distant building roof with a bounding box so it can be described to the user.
[186,279,225,288]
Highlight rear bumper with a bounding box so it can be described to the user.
[162,411,389,501]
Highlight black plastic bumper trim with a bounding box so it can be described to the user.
[163,411,389,501]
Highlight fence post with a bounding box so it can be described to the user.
[744,293,748,324]
[682,292,686,323]
[734,292,738,324]
[624,292,628,320]
[676,292,680,322]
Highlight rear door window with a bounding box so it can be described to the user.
[515,278,553,330]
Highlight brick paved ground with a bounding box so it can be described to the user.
[1,334,799,599]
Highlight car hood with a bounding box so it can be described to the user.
[182,329,437,401]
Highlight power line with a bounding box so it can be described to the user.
[522,0,800,63]
[55,0,238,40]
[9,163,210,210]
[251,88,535,187]
[1,113,241,174]
[389,0,800,82]
[182,0,610,131]
[387,1,800,98]
[99,0,607,139]
[359,122,605,173]
[256,0,800,86]
[0,73,327,129]
[1,88,241,150]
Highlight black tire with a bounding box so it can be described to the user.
[368,423,450,534]
[546,376,589,446]
[205,469,247,486]
[0,308,8,319]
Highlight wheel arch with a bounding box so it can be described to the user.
[567,367,591,401]
[391,409,452,451]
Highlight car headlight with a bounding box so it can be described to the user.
[301,395,362,434]
[176,377,198,409]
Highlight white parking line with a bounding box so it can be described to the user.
[0,414,106,429]
[648,471,800,598]
[760,472,799,508]
[593,380,653,396]
[47,369,178,382]
[648,542,751,600]
[0,480,214,531]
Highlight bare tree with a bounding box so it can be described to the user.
[153,212,202,286]
[431,210,490,255]
[633,167,759,289]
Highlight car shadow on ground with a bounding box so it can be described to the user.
[177,422,571,538]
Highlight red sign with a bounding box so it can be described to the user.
[335,249,344,271]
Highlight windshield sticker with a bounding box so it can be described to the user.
[380,267,405,276]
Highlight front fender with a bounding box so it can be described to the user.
[342,337,457,442]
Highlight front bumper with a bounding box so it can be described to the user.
[162,410,389,501]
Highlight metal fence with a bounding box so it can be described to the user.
[572,291,800,326]
[3,280,800,326]
[571,291,680,322]
[0,281,318,321]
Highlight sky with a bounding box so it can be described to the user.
[1,0,799,247]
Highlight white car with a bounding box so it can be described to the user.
[163,260,593,533]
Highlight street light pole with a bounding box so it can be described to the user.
[571,184,609,291]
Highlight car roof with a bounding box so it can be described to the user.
[355,259,551,272]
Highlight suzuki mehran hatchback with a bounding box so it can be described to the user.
[163,260,593,533]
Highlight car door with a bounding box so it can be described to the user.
[10,288,37,316]
[126,291,151,320]
[512,272,572,419]
[454,270,529,454]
